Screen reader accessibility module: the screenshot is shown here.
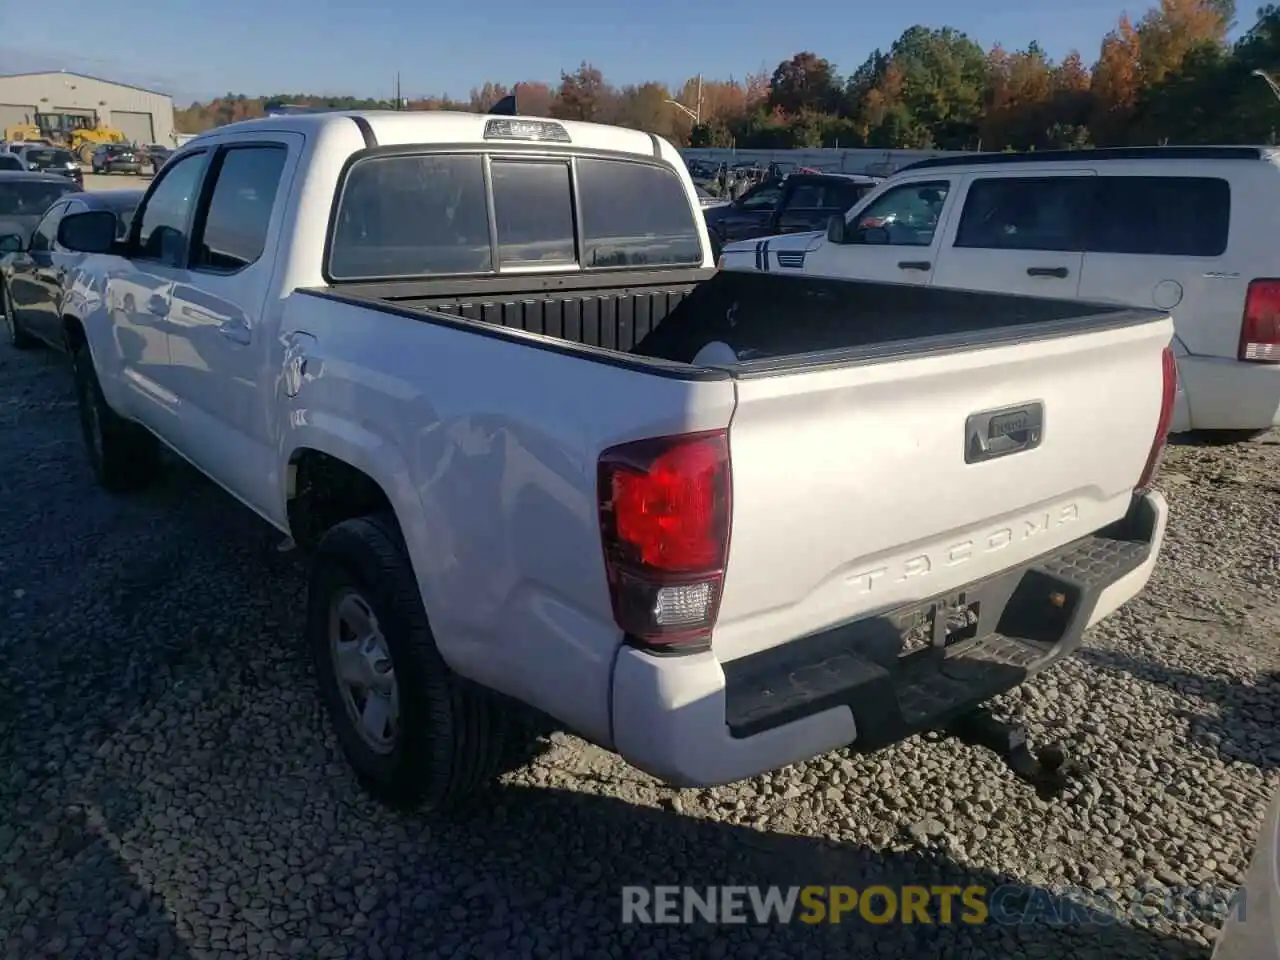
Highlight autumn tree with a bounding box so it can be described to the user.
[744,68,771,109]
[674,77,748,125]
[1137,0,1229,85]
[615,82,680,138]
[981,43,1055,149]
[768,52,842,115]
[553,62,614,122]
[468,82,511,113]
[1091,14,1143,141]
[511,81,555,118]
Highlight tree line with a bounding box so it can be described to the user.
[175,0,1280,151]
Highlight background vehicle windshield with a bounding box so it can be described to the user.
[0,181,78,216]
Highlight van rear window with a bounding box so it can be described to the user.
[327,152,702,281]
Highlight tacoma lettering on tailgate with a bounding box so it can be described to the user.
[844,504,1080,596]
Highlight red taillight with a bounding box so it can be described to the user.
[1136,345,1178,492]
[597,430,731,651]
[1240,279,1280,363]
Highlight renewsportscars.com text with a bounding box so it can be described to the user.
[621,884,1245,927]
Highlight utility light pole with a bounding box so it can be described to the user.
[1252,69,1280,102]
[665,73,702,124]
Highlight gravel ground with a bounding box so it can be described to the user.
[0,339,1277,959]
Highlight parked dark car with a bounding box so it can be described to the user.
[0,188,142,350]
[90,143,143,175]
[143,144,173,171]
[702,172,881,251]
[15,145,83,186]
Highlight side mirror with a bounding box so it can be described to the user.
[57,210,120,255]
[825,215,847,245]
[0,233,24,254]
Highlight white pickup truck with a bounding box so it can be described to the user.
[52,110,1174,811]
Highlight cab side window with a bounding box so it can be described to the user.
[192,145,288,272]
[848,181,950,246]
[28,202,67,253]
[133,151,206,266]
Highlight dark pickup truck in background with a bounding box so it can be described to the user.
[703,172,880,253]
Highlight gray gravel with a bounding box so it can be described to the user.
[1,339,1278,959]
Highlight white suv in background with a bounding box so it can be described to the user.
[720,146,1280,442]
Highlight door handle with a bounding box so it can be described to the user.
[218,319,251,345]
[898,260,932,271]
[1027,266,1070,278]
[147,294,169,316]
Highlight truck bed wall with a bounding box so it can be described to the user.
[631,272,1139,364]
[346,271,711,354]
[328,270,1143,365]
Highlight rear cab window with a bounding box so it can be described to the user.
[326,151,702,281]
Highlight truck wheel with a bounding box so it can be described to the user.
[2,283,35,350]
[307,513,510,811]
[71,344,158,491]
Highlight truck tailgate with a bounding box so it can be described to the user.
[714,315,1173,663]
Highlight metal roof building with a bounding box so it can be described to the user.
[0,71,175,147]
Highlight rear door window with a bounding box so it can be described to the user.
[1086,176,1229,257]
[954,178,1086,252]
[574,158,701,267]
[192,144,287,272]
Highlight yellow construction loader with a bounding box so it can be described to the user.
[5,113,126,162]
[2,121,50,146]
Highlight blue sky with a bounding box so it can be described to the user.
[4,0,1166,105]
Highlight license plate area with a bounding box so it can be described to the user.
[897,592,982,659]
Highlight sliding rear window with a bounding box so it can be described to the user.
[326,152,701,281]
[575,158,701,268]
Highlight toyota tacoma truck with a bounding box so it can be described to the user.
[51,109,1174,811]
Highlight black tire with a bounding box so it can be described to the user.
[71,343,159,491]
[1192,428,1270,446]
[307,512,511,811]
[2,283,36,350]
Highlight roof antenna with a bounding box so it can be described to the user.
[488,92,517,116]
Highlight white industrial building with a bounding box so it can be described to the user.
[0,71,175,147]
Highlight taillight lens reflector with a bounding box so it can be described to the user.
[598,431,731,650]
[1136,345,1178,492]
[1240,279,1280,362]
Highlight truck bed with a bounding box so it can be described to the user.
[325,269,712,355]
[314,269,1158,367]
